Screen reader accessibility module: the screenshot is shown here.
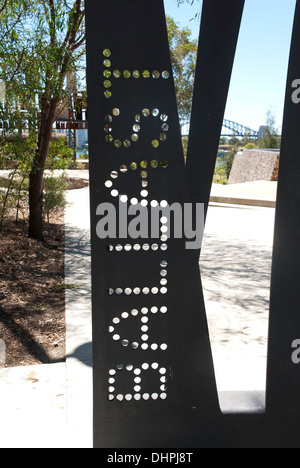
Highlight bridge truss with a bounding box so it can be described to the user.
[181,118,258,139]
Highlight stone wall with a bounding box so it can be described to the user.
[228,149,280,184]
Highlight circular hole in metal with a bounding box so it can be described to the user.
[111,189,119,198]
[120,195,128,203]
[105,135,113,143]
[131,134,139,142]
[103,80,112,89]
[160,114,168,122]
[103,49,111,57]
[123,140,131,148]
[114,140,122,148]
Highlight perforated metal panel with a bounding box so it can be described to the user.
[86,0,300,448]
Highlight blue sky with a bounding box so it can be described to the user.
[163,0,297,133]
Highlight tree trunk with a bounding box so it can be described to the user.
[28,98,58,240]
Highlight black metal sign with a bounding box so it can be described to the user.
[85,0,300,448]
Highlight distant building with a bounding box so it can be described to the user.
[258,125,267,138]
[77,129,88,149]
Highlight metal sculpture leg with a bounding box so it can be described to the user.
[85,0,300,448]
[85,0,221,448]
[267,0,300,416]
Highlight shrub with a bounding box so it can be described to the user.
[43,173,68,223]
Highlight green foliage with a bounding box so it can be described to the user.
[244,142,258,150]
[46,137,74,170]
[0,0,85,238]
[0,136,71,226]
[257,109,281,149]
[214,151,236,184]
[167,16,197,121]
[43,172,68,223]
[175,0,202,20]
[0,132,34,225]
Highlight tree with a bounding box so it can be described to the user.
[167,16,198,122]
[257,109,281,149]
[0,0,85,240]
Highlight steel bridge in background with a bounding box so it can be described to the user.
[181,118,260,139]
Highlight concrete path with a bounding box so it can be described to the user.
[0,188,92,449]
[210,181,277,207]
[0,183,276,447]
[201,203,275,396]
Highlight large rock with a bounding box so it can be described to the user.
[228,149,280,184]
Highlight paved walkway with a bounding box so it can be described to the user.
[0,189,92,449]
[0,182,276,447]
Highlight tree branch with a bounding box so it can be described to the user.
[0,0,8,15]
[49,0,56,44]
